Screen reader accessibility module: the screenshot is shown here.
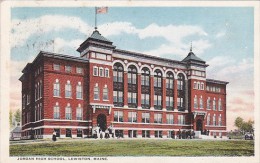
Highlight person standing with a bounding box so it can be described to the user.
[105,129,109,139]
[52,130,57,141]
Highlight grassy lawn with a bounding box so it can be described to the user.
[10,139,254,156]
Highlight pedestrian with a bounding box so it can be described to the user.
[52,130,57,141]
[105,129,109,139]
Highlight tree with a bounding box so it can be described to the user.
[234,117,244,130]
[14,109,21,123]
[241,120,254,133]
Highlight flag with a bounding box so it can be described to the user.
[96,7,108,14]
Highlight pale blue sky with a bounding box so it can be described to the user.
[10,7,254,129]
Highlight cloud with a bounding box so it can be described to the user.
[216,31,226,38]
[11,15,92,48]
[52,38,83,54]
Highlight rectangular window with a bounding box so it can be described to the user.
[77,129,83,137]
[166,96,174,108]
[177,98,183,107]
[142,113,150,123]
[141,94,150,106]
[154,95,162,109]
[53,106,60,119]
[65,107,72,120]
[96,53,107,60]
[65,84,72,98]
[105,69,109,77]
[207,98,211,110]
[128,92,137,105]
[177,80,183,90]
[93,67,98,76]
[154,113,162,123]
[66,129,72,137]
[142,130,150,138]
[114,111,123,122]
[76,108,83,120]
[94,87,99,100]
[53,64,60,71]
[128,112,137,123]
[154,131,163,138]
[166,114,174,124]
[65,65,72,73]
[76,67,83,74]
[99,68,104,77]
[178,115,185,125]
[53,82,60,97]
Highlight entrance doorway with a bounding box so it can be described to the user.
[97,114,107,132]
[196,119,203,132]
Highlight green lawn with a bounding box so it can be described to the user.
[10,139,254,156]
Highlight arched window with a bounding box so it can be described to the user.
[218,114,222,126]
[154,69,162,110]
[194,95,198,109]
[53,102,60,119]
[94,85,100,100]
[128,65,138,108]
[141,67,150,86]
[207,113,210,125]
[65,105,72,120]
[76,104,83,120]
[177,74,185,111]
[141,67,150,109]
[213,114,216,126]
[213,98,216,110]
[65,81,72,98]
[53,79,60,97]
[218,98,222,110]
[113,63,124,82]
[207,97,211,110]
[103,87,108,101]
[76,82,83,99]
[166,72,174,110]
[199,96,203,109]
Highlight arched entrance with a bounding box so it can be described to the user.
[97,114,107,132]
[196,119,203,132]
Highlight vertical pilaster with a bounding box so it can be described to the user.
[137,74,142,109]
[123,71,128,108]
[162,77,166,110]
[185,80,188,112]
[150,76,154,110]
[174,80,178,110]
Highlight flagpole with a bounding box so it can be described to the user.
[95,7,97,30]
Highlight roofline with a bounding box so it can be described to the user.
[114,49,187,66]
[206,79,229,85]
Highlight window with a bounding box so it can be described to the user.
[128,130,137,138]
[207,97,211,110]
[76,67,83,74]
[94,86,100,100]
[194,95,198,109]
[166,96,174,110]
[141,94,150,109]
[201,83,204,90]
[65,65,72,73]
[141,67,150,86]
[113,91,123,106]
[53,105,60,119]
[207,113,210,125]
[199,96,203,109]
[77,129,83,137]
[128,112,137,123]
[93,66,98,76]
[103,87,108,101]
[154,131,163,138]
[218,114,222,126]
[177,98,183,108]
[114,111,123,122]
[66,129,72,137]
[197,82,200,90]
[39,81,42,98]
[142,113,150,123]
[142,130,150,138]
[213,114,216,126]
[178,115,185,125]
[218,99,222,110]
[193,81,197,89]
[113,63,124,82]
[166,114,174,124]
[105,68,109,77]
[35,84,37,100]
[128,92,137,107]
[65,81,72,98]
[177,74,184,90]
[128,65,137,84]
[154,70,162,88]
[76,107,83,120]
[213,98,216,110]
[154,113,162,123]
[166,72,174,89]
[99,67,104,77]
[154,95,162,110]
[53,63,60,71]
[76,82,83,99]
[53,79,60,97]
[65,106,72,120]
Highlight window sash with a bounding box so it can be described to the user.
[76,108,82,120]
[53,106,60,119]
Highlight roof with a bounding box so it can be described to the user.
[89,30,112,43]
[182,51,205,63]
[206,79,229,85]
[11,126,21,133]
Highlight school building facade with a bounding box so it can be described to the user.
[20,30,228,139]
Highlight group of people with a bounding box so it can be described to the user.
[176,129,195,139]
[93,125,115,139]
